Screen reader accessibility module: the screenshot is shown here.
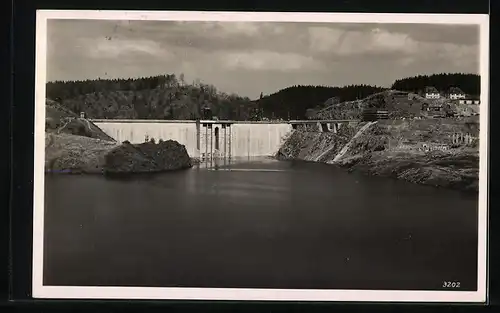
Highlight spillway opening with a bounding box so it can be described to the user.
[215,127,220,150]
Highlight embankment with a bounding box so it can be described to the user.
[277,118,479,192]
[46,99,116,141]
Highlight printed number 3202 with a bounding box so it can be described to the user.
[443,281,460,288]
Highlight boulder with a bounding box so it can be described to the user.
[103,140,192,175]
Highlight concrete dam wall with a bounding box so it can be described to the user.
[93,120,293,159]
[93,120,199,156]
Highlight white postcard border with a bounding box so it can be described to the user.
[32,10,489,302]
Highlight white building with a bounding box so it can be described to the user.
[458,99,480,105]
[450,93,466,100]
[426,93,441,99]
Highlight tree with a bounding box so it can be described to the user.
[169,105,174,119]
[305,108,318,120]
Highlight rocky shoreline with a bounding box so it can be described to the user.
[277,118,480,192]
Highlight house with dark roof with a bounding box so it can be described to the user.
[424,86,440,99]
[448,87,466,100]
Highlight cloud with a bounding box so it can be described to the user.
[376,23,480,46]
[306,24,478,72]
[308,26,418,56]
[45,19,481,98]
[222,50,323,71]
[85,38,167,59]
[216,22,261,36]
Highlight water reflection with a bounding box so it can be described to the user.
[195,156,282,170]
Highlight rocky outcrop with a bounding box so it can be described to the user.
[45,134,192,175]
[103,140,192,175]
[277,122,360,162]
[277,118,480,192]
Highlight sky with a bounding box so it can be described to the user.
[46,19,480,99]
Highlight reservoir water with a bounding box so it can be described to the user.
[43,158,478,291]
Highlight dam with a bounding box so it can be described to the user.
[92,119,357,159]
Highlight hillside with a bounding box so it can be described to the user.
[47,75,255,121]
[256,84,386,120]
[309,90,479,119]
[255,73,478,120]
[314,90,426,120]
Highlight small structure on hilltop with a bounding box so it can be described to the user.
[448,87,466,100]
[201,106,213,120]
[424,86,441,99]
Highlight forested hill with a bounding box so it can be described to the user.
[257,84,386,120]
[46,75,258,120]
[46,76,385,120]
[46,72,480,121]
[391,73,480,96]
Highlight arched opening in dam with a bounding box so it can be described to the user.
[214,126,220,151]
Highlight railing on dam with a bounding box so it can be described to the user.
[91,119,359,124]
[91,119,291,124]
[288,119,360,133]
